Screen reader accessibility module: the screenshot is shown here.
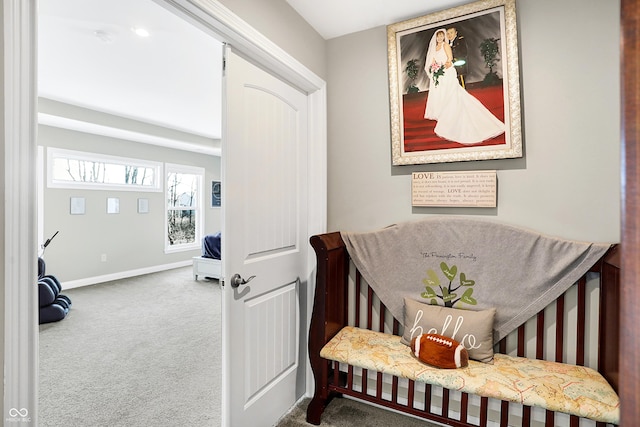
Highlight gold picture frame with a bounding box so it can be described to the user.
[388,0,522,165]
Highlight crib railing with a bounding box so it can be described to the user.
[326,253,618,427]
[307,232,619,427]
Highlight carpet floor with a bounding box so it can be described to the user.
[277,397,443,427]
[39,266,221,427]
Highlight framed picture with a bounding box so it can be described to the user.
[387,0,522,165]
[107,197,120,214]
[211,180,221,207]
[137,198,149,214]
[70,197,85,215]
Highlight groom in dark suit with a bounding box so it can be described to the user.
[446,27,468,88]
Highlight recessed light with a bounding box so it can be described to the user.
[132,27,150,37]
[94,30,114,43]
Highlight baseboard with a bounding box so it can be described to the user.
[61,260,192,290]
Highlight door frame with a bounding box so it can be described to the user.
[3,0,326,422]
[620,1,640,423]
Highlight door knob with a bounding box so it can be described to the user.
[230,273,255,288]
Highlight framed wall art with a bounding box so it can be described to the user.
[107,197,120,214]
[70,197,85,215]
[211,180,221,207]
[137,198,149,214]
[387,0,522,165]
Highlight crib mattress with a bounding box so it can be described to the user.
[320,326,619,424]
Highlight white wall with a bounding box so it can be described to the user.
[0,1,5,419]
[326,0,621,244]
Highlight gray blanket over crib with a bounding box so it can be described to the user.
[340,217,611,342]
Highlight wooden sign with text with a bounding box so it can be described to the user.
[412,171,497,208]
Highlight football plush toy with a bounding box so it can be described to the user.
[410,333,469,369]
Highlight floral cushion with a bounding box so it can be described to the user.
[320,326,619,424]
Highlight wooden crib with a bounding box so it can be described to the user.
[306,232,620,427]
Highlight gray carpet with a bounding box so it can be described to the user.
[277,397,443,427]
[39,266,221,427]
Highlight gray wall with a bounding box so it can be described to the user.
[217,0,327,80]
[39,98,219,149]
[327,0,621,243]
[38,122,221,283]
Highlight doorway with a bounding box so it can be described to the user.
[37,1,224,423]
[4,0,327,425]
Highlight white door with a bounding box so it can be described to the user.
[221,47,308,427]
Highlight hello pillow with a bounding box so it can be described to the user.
[402,297,496,363]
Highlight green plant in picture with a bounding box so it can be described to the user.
[404,59,420,93]
[479,37,501,85]
[421,262,477,308]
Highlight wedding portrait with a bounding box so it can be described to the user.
[388,0,522,165]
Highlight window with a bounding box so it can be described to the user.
[165,163,204,253]
[47,147,162,191]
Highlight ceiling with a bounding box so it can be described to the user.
[38,0,462,142]
[285,0,466,40]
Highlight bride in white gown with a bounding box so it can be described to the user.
[424,28,505,144]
